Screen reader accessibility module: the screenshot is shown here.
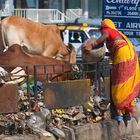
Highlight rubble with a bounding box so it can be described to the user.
[0,67,111,139]
[0,89,110,139]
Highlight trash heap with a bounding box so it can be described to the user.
[0,67,111,139]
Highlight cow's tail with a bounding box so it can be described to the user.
[1,22,8,52]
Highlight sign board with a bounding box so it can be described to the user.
[1,0,14,17]
[44,79,91,109]
[103,0,140,38]
[0,84,18,114]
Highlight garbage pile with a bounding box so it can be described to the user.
[0,67,111,139]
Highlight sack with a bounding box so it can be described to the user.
[10,67,26,84]
[82,38,106,63]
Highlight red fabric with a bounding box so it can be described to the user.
[112,52,137,85]
[101,28,120,40]
[101,28,122,49]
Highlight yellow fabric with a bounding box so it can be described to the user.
[101,19,116,29]
[102,19,140,114]
[113,44,134,64]
[112,45,140,105]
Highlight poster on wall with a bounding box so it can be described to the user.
[102,0,140,38]
[1,0,14,17]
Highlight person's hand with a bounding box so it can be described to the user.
[83,44,92,51]
[83,49,90,55]
[83,39,94,51]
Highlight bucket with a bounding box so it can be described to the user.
[82,38,106,63]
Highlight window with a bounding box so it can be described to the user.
[39,0,49,8]
[88,0,102,18]
[14,0,36,8]
[69,30,88,43]
[26,0,36,8]
[88,29,101,39]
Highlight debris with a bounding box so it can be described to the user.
[0,76,111,137]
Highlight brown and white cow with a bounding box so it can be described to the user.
[1,16,76,64]
[0,44,76,82]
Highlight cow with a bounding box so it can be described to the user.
[1,16,76,64]
[0,44,77,82]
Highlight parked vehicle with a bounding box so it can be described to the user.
[58,22,103,62]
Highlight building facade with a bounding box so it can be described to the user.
[1,0,102,19]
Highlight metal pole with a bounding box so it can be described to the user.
[36,0,39,21]
[62,0,65,13]
[26,66,31,111]
[61,0,65,21]
[83,0,88,19]
[34,65,37,100]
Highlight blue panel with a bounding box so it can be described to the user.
[102,0,140,38]
[0,0,2,10]
[26,0,36,8]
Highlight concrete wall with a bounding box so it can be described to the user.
[63,118,140,140]
[1,118,140,140]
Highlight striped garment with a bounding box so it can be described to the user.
[101,19,140,115]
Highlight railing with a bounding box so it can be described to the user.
[14,9,70,23]
[66,9,83,20]
[0,61,111,114]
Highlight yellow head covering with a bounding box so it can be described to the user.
[101,19,116,29]
[101,18,133,50]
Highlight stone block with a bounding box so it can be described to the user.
[73,123,103,140]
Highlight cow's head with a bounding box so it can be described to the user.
[56,43,77,64]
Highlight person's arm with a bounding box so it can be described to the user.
[83,32,109,50]
[93,32,109,48]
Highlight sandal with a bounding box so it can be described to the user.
[115,115,123,121]
[123,114,131,121]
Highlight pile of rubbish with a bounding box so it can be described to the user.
[0,67,111,139]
